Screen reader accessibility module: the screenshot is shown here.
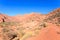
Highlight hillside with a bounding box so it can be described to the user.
[0,8,60,40]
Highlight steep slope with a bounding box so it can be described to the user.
[44,8,60,26]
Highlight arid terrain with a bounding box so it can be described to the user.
[0,8,60,40]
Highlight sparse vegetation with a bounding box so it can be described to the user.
[39,22,46,28]
[17,27,25,38]
[44,12,60,22]
[44,12,60,26]
[0,22,19,27]
[57,18,60,24]
[0,22,21,40]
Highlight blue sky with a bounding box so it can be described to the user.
[0,0,60,16]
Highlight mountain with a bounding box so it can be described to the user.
[0,8,60,40]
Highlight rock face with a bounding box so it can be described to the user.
[0,8,60,40]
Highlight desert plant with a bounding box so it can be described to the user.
[39,22,46,28]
